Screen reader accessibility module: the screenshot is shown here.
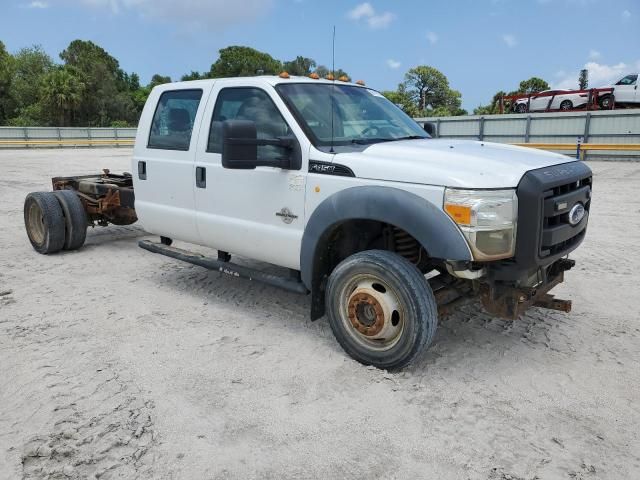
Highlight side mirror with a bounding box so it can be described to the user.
[221,120,258,169]
[221,120,301,170]
[423,122,436,137]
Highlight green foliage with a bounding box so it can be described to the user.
[474,90,507,115]
[402,66,455,111]
[517,77,549,94]
[0,41,15,124]
[579,69,588,90]
[9,45,53,122]
[283,56,316,76]
[149,74,172,87]
[40,65,85,126]
[382,85,418,117]
[0,40,466,126]
[382,65,464,117]
[110,120,130,127]
[181,71,206,81]
[209,46,282,78]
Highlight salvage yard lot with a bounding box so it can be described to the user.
[0,148,639,479]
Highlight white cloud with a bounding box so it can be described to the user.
[426,31,438,45]
[622,9,631,19]
[347,2,375,20]
[347,2,395,29]
[386,59,401,69]
[56,0,273,29]
[502,34,517,48]
[553,61,639,89]
[588,49,601,60]
[27,1,48,7]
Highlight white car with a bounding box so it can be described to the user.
[599,73,638,109]
[514,89,588,113]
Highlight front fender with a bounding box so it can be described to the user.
[300,185,472,289]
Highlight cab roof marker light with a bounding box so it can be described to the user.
[279,71,290,79]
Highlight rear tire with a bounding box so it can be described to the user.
[559,100,573,111]
[53,190,88,251]
[325,250,437,370]
[515,103,528,113]
[24,192,66,254]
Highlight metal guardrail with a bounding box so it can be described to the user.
[1,112,639,159]
[416,108,640,160]
[0,127,136,149]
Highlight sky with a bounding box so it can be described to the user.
[1,0,639,111]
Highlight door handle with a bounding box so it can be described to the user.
[196,166,206,188]
[138,161,146,180]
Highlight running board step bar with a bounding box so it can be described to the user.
[139,240,309,295]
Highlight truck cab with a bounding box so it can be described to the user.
[129,75,592,369]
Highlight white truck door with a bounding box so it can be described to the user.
[194,83,308,270]
[133,87,209,244]
[614,74,638,103]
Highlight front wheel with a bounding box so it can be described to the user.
[599,94,614,110]
[325,250,438,370]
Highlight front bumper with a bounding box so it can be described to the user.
[477,161,592,319]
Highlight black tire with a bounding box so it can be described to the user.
[559,100,573,111]
[599,94,614,110]
[325,250,437,370]
[24,192,66,254]
[53,190,87,250]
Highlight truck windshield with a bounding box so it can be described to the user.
[276,83,428,147]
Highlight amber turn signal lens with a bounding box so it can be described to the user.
[338,75,350,82]
[325,74,335,81]
[279,71,290,79]
[309,73,320,79]
[445,204,472,225]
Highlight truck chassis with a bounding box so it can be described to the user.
[25,171,572,324]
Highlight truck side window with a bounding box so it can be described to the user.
[208,88,292,160]
[616,75,638,86]
[148,89,203,151]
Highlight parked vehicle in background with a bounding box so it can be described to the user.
[598,73,638,109]
[514,89,589,113]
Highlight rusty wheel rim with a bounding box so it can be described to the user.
[27,201,45,245]
[339,274,404,351]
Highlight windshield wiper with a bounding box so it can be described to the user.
[350,138,392,145]
[390,135,426,141]
[350,136,426,145]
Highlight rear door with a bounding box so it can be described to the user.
[132,86,210,244]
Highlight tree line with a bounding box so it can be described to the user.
[0,41,352,128]
[0,38,579,126]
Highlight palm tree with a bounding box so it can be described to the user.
[41,66,85,126]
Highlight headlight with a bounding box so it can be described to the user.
[444,188,517,261]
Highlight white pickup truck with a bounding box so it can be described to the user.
[24,75,592,369]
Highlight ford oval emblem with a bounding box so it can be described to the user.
[568,203,586,226]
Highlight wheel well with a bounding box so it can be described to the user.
[309,219,431,320]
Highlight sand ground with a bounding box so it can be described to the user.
[0,148,638,480]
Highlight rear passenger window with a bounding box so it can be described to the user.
[207,88,292,159]
[148,89,203,151]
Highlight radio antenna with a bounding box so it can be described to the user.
[329,25,336,154]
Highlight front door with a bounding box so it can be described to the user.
[194,83,308,270]
[614,74,638,103]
